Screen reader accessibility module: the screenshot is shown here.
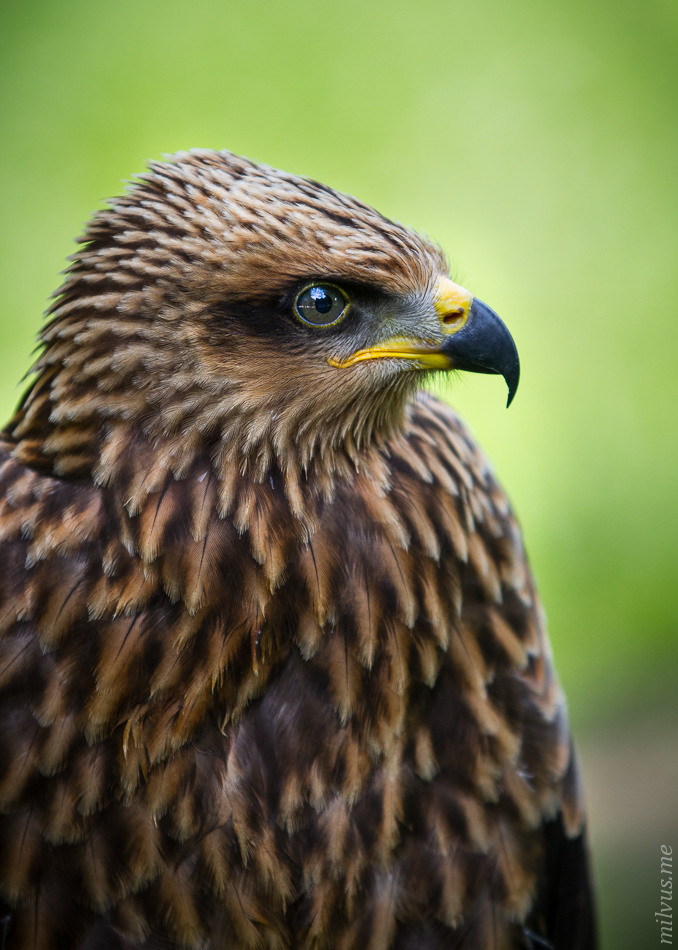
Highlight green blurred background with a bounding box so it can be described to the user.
[1,0,676,945]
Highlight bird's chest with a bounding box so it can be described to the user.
[174,608,537,949]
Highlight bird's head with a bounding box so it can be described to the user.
[11,150,518,488]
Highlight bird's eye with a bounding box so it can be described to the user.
[293,283,349,328]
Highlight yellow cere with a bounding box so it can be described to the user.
[433,276,474,333]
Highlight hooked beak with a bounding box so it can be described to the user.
[328,276,520,408]
[440,294,520,407]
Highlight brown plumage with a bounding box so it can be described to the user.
[0,150,595,949]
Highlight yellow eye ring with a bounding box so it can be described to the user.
[293,283,350,328]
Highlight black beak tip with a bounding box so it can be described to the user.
[505,357,520,408]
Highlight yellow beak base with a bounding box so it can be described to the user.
[328,339,452,370]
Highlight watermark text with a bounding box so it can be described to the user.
[657,844,673,944]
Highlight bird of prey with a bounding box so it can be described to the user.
[0,150,595,949]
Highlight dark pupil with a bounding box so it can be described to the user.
[311,288,332,314]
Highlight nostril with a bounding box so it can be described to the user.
[442,309,464,326]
